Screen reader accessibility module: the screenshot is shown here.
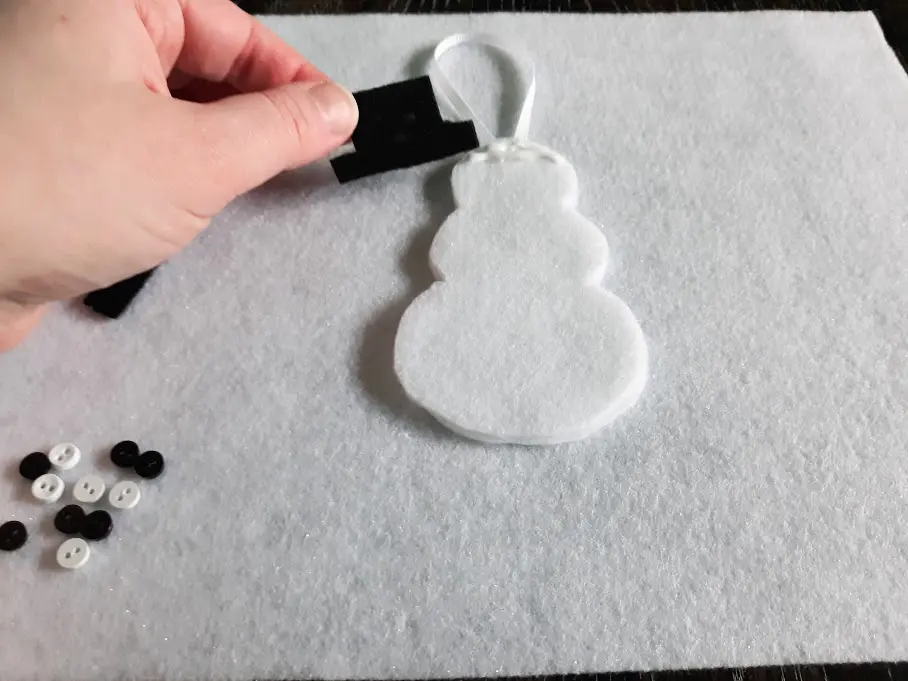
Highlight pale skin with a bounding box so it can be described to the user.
[0,0,359,351]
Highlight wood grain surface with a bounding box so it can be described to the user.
[232,1,908,679]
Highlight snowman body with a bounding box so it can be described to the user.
[394,140,648,445]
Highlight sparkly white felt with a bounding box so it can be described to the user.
[395,141,648,444]
[2,12,908,681]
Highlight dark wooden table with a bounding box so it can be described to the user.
[232,1,908,679]
[238,0,906,58]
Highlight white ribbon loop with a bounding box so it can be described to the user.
[429,32,536,145]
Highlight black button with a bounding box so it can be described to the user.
[0,520,28,552]
[54,505,86,535]
[80,510,113,542]
[135,451,165,479]
[110,440,140,468]
[19,452,52,481]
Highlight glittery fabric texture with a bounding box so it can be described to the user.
[1,12,908,681]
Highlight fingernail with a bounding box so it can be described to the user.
[309,82,358,135]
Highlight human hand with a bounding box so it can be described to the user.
[0,0,358,350]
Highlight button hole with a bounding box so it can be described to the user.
[74,548,81,554]
[117,495,124,502]
[65,552,72,559]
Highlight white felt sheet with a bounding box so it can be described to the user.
[1,11,908,681]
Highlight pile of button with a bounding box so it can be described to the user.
[0,441,164,569]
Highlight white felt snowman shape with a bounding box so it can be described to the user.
[394,139,648,445]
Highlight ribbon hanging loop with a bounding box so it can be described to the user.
[429,32,536,145]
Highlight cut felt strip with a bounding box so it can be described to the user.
[334,74,481,181]
[351,75,445,150]
[83,268,155,319]
[331,120,479,182]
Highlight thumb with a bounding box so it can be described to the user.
[187,80,358,207]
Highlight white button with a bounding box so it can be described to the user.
[73,475,106,504]
[48,443,81,471]
[108,481,140,510]
[57,538,90,569]
[31,473,64,503]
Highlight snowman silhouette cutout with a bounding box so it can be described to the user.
[394,139,648,445]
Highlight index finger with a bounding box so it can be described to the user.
[176,0,326,92]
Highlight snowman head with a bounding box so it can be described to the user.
[450,139,579,209]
